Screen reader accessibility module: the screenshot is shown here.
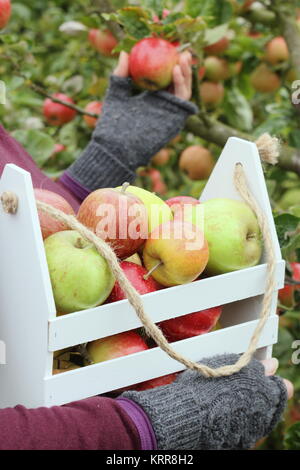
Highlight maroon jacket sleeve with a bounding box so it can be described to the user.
[0,125,81,212]
[0,396,141,450]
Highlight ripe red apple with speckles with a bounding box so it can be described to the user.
[129,38,179,91]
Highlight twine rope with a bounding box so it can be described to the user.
[1,136,278,378]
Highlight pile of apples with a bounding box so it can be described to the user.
[36,181,262,390]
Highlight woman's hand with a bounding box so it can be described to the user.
[114,50,193,101]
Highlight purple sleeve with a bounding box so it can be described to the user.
[0,396,145,450]
[0,125,81,212]
[117,397,157,450]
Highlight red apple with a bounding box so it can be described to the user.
[179,145,215,180]
[77,186,148,259]
[135,372,178,391]
[250,64,281,93]
[107,261,162,303]
[204,56,229,82]
[34,189,75,240]
[166,196,200,221]
[265,37,289,65]
[159,306,222,342]
[291,262,300,282]
[83,101,103,128]
[0,0,11,29]
[152,148,172,167]
[204,37,229,55]
[200,82,225,107]
[129,38,179,91]
[43,93,77,126]
[87,331,149,364]
[88,29,118,57]
[278,284,296,309]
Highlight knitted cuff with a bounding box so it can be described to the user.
[150,90,199,117]
[66,140,136,192]
[122,383,200,450]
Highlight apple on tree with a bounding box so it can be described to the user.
[143,220,209,287]
[43,93,77,126]
[84,101,102,129]
[250,64,281,93]
[77,184,148,259]
[179,145,215,180]
[88,29,118,57]
[265,37,289,65]
[204,37,230,55]
[0,0,11,29]
[200,82,225,107]
[44,230,115,314]
[34,189,75,240]
[129,38,179,91]
[278,262,300,308]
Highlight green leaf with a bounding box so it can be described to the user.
[223,87,253,132]
[113,36,137,53]
[142,0,164,16]
[204,23,229,45]
[185,0,233,25]
[11,130,55,166]
[274,213,300,249]
[116,7,151,39]
[284,422,300,450]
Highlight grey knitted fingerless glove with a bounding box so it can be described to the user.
[122,354,288,450]
[65,75,198,191]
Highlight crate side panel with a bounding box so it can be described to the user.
[45,316,278,406]
[49,261,284,351]
[0,165,55,408]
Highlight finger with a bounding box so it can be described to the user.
[283,379,294,400]
[113,51,129,77]
[173,64,187,100]
[179,52,192,93]
[261,358,279,376]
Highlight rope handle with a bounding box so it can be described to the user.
[0,134,279,378]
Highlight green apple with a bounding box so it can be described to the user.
[44,230,115,313]
[187,198,262,275]
[278,189,300,211]
[116,185,173,233]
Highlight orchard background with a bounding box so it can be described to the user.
[1,0,300,449]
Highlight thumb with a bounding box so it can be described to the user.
[113,51,130,77]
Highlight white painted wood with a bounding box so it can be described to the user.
[49,261,285,351]
[0,137,285,408]
[44,315,279,406]
[0,165,56,408]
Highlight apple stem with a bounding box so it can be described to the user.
[143,261,162,280]
[121,182,130,193]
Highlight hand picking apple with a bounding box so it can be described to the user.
[0,27,292,450]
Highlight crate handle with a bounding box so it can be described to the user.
[1,135,279,378]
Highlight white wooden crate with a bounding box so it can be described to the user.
[0,137,285,408]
